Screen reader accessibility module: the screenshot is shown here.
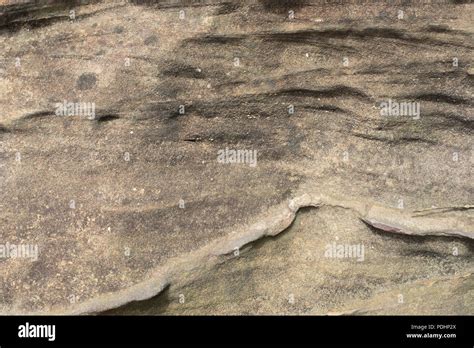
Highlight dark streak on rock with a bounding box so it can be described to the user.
[95,114,120,123]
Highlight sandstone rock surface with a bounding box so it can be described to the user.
[0,0,472,315]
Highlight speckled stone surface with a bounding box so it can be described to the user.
[0,0,472,315]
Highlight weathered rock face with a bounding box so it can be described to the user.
[0,0,472,315]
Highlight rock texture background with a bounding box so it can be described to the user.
[0,0,472,315]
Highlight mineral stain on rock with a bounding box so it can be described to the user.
[144,35,158,46]
[76,72,97,90]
